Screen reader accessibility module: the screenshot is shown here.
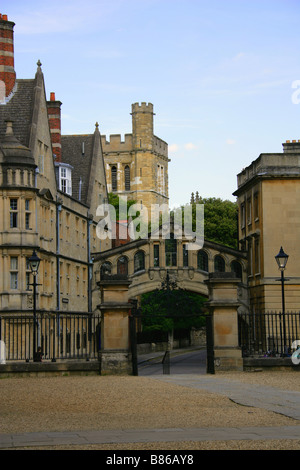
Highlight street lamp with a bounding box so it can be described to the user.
[28,250,40,361]
[275,247,289,356]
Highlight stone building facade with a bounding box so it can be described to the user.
[233,140,300,312]
[0,14,109,319]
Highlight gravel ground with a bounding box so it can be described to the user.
[1,371,300,450]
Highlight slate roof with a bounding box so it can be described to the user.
[0,79,35,148]
[61,133,95,203]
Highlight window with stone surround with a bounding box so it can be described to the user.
[231,260,242,279]
[111,166,117,191]
[254,238,260,274]
[10,198,18,228]
[197,250,208,272]
[124,165,130,191]
[25,199,31,229]
[134,251,145,272]
[240,203,245,229]
[214,255,225,272]
[183,244,189,267]
[153,244,160,267]
[254,192,259,221]
[59,166,72,195]
[165,233,177,267]
[117,256,128,275]
[10,256,18,289]
[26,257,31,291]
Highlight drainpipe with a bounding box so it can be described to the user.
[87,214,93,314]
[56,198,62,311]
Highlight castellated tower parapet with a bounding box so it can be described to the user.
[131,102,154,150]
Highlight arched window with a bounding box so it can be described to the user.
[117,256,128,275]
[100,261,112,278]
[111,166,117,191]
[197,250,208,272]
[231,260,242,279]
[214,255,225,272]
[165,233,177,266]
[134,251,145,272]
[124,165,130,191]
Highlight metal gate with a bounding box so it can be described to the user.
[129,301,214,376]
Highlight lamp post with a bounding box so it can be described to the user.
[275,247,289,356]
[28,250,40,361]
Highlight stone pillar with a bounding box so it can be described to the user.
[97,275,133,375]
[205,272,243,371]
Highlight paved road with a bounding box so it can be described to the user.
[1,425,300,449]
[138,349,207,376]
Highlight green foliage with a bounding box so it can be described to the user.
[108,193,137,221]
[140,289,207,332]
[191,196,238,249]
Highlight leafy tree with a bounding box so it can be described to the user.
[140,288,207,332]
[190,196,238,249]
[108,193,137,221]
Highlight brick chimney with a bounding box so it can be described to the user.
[0,14,16,98]
[47,92,62,162]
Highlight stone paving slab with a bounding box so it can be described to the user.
[1,426,300,449]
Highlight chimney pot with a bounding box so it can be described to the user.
[2,14,7,21]
[50,92,56,101]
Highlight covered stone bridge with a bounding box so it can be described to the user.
[92,236,248,304]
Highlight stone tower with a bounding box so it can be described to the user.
[102,102,170,212]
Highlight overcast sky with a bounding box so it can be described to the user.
[3,0,300,208]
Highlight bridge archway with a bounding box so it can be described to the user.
[93,237,248,304]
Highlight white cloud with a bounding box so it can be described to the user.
[226,139,236,145]
[169,144,179,152]
[185,143,196,150]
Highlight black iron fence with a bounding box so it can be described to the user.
[238,311,300,357]
[0,312,101,362]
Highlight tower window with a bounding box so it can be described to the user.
[111,166,117,191]
[124,165,130,191]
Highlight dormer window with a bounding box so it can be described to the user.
[55,163,72,196]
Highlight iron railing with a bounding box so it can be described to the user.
[238,311,300,357]
[0,312,101,362]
